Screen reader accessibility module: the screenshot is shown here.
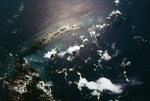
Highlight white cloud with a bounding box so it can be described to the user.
[58,51,67,57]
[96,24,109,30]
[79,35,85,40]
[96,78,122,93]
[44,48,57,59]
[101,50,112,61]
[134,36,148,42]
[111,42,116,50]
[97,50,112,61]
[109,10,122,17]
[44,45,84,59]
[120,58,131,67]
[78,78,88,90]
[106,10,122,19]
[83,38,89,42]
[115,0,120,6]
[89,31,96,37]
[77,71,142,101]
[58,44,84,57]
[37,81,53,99]
[67,45,82,54]
[78,76,123,94]
[77,72,123,100]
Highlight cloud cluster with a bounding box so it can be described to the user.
[77,74,123,94]
[77,72,123,100]
[97,50,112,61]
[44,48,57,59]
[44,44,84,59]
[58,44,84,57]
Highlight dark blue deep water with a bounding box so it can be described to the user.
[0,0,150,101]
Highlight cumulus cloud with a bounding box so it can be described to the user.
[114,0,120,6]
[98,50,112,61]
[77,71,142,101]
[44,48,57,59]
[101,51,112,61]
[111,42,116,50]
[106,10,122,19]
[37,81,53,99]
[58,44,84,57]
[44,44,84,59]
[77,75,123,94]
[77,72,123,100]
[96,78,123,93]
[96,24,109,30]
[109,10,122,17]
